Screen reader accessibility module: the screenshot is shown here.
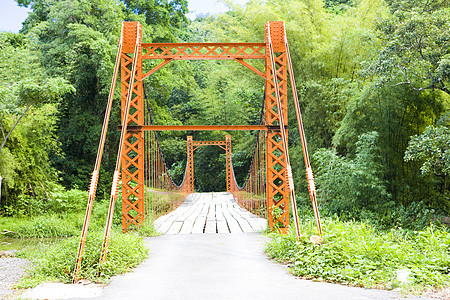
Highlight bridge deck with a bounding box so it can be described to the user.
[153,192,267,234]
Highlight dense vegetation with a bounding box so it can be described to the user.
[266,217,449,293]
[1,0,447,228]
[0,0,448,293]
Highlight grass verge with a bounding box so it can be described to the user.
[265,218,449,294]
[16,229,149,288]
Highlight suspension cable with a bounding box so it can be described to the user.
[285,37,322,235]
[72,30,123,283]
[143,81,189,189]
[98,24,141,268]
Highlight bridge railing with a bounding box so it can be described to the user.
[143,130,191,223]
[229,130,267,219]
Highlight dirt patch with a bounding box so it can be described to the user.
[0,257,30,298]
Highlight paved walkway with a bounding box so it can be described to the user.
[93,234,427,300]
[154,192,267,234]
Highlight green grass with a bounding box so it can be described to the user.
[0,214,81,238]
[265,218,449,294]
[0,198,122,238]
[0,199,159,289]
[16,229,149,288]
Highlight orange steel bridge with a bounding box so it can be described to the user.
[73,21,322,282]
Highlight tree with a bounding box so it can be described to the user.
[404,122,449,215]
[0,33,73,155]
[367,0,450,96]
[122,0,188,42]
[15,0,191,192]
[313,131,390,221]
[405,124,450,177]
[0,32,73,207]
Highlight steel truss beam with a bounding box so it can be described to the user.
[265,22,291,233]
[118,125,285,131]
[142,43,265,60]
[141,43,265,79]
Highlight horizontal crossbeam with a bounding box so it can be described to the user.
[193,140,227,151]
[118,125,287,131]
[142,43,265,60]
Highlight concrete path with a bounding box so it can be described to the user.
[153,192,267,234]
[91,234,428,300]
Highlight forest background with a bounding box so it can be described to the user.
[0,0,449,230]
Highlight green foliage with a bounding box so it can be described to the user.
[48,185,88,214]
[13,0,191,196]
[17,230,148,287]
[122,0,188,41]
[314,132,390,220]
[367,0,450,95]
[0,214,80,238]
[333,82,446,212]
[4,0,448,233]
[405,125,450,177]
[0,32,74,212]
[19,0,126,191]
[404,124,450,214]
[136,222,159,237]
[266,218,450,291]
[0,104,62,212]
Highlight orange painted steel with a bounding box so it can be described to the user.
[120,125,273,131]
[266,22,301,240]
[186,136,194,193]
[285,38,323,235]
[187,136,232,192]
[141,43,265,60]
[99,22,142,268]
[117,21,305,235]
[73,20,324,280]
[140,43,265,79]
[264,21,291,233]
[120,22,145,233]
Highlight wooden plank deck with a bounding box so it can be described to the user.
[153,192,268,235]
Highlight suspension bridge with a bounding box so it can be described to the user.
[72,21,323,282]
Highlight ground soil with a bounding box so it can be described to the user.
[0,256,30,299]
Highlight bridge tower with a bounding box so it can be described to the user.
[264,22,290,231]
[120,22,145,231]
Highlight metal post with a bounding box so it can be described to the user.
[265,21,290,233]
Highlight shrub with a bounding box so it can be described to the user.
[313,132,391,223]
[48,186,87,214]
